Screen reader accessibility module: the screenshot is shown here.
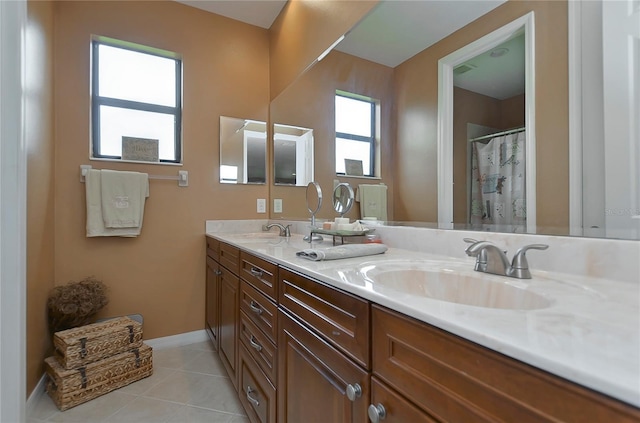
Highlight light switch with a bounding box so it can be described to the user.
[257,198,266,213]
[274,199,283,213]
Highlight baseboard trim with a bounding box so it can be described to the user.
[26,329,210,417]
[144,329,209,350]
[26,373,47,415]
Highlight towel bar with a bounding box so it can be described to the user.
[80,165,188,187]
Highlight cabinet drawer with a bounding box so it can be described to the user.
[279,267,370,369]
[240,310,277,384]
[219,242,240,274]
[370,376,438,423]
[240,251,278,301]
[240,281,277,343]
[239,344,276,423]
[278,310,370,423]
[206,236,220,261]
[372,305,640,423]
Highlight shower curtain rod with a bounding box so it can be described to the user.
[469,126,526,143]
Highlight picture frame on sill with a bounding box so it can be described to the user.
[122,136,159,162]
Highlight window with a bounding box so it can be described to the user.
[335,92,377,176]
[91,36,182,163]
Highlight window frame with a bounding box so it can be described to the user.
[335,91,376,177]
[90,36,183,164]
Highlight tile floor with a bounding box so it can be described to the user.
[27,340,249,423]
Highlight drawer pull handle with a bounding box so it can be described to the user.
[249,301,263,315]
[246,385,260,407]
[346,383,362,401]
[249,335,263,352]
[214,270,222,276]
[250,267,264,278]
[368,403,386,422]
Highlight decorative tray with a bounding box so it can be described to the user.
[310,228,374,237]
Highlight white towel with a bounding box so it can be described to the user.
[357,184,388,221]
[85,170,149,237]
[100,170,149,228]
[296,244,387,261]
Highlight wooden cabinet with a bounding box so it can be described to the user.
[371,304,640,423]
[219,264,240,389]
[205,237,640,423]
[205,237,221,349]
[205,256,220,349]
[278,309,370,423]
[239,343,277,423]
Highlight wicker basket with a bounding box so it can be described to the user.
[53,316,143,369]
[45,344,153,411]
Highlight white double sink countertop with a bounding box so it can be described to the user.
[206,231,640,408]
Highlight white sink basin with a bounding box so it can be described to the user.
[360,262,553,310]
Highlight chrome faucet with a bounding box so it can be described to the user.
[464,239,548,279]
[263,223,291,237]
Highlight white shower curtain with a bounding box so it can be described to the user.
[469,131,526,229]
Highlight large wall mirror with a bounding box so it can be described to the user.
[219,116,267,184]
[269,0,640,240]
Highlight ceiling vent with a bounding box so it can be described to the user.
[454,64,477,75]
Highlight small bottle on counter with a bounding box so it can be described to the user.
[364,234,382,244]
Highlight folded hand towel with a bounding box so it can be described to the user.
[296,243,388,261]
[100,170,149,228]
[85,170,148,237]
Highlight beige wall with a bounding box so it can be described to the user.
[394,0,569,228]
[52,0,270,349]
[269,0,378,100]
[26,0,56,396]
[270,50,395,221]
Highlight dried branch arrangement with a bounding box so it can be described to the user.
[47,277,109,333]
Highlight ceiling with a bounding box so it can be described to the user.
[176,0,522,99]
[175,0,287,29]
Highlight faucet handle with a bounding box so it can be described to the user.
[463,238,480,245]
[510,244,549,278]
[283,224,291,237]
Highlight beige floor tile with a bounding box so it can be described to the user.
[187,376,244,414]
[143,370,228,405]
[181,349,227,376]
[102,396,184,423]
[227,414,251,423]
[117,366,176,395]
[152,346,205,370]
[183,340,216,352]
[26,391,62,421]
[46,391,136,423]
[166,405,245,423]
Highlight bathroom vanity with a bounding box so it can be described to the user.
[204,225,640,423]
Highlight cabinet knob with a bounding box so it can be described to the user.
[368,403,386,422]
[346,383,362,401]
[246,385,260,407]
[214,269,222,276]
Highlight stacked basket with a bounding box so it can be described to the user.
[44,316,153,411]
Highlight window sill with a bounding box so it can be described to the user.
[89,157,183,167]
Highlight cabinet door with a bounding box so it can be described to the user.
[368,376,439,423]
[220,266,239,390]
[278,310,369,423]
[205,256,221,349]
